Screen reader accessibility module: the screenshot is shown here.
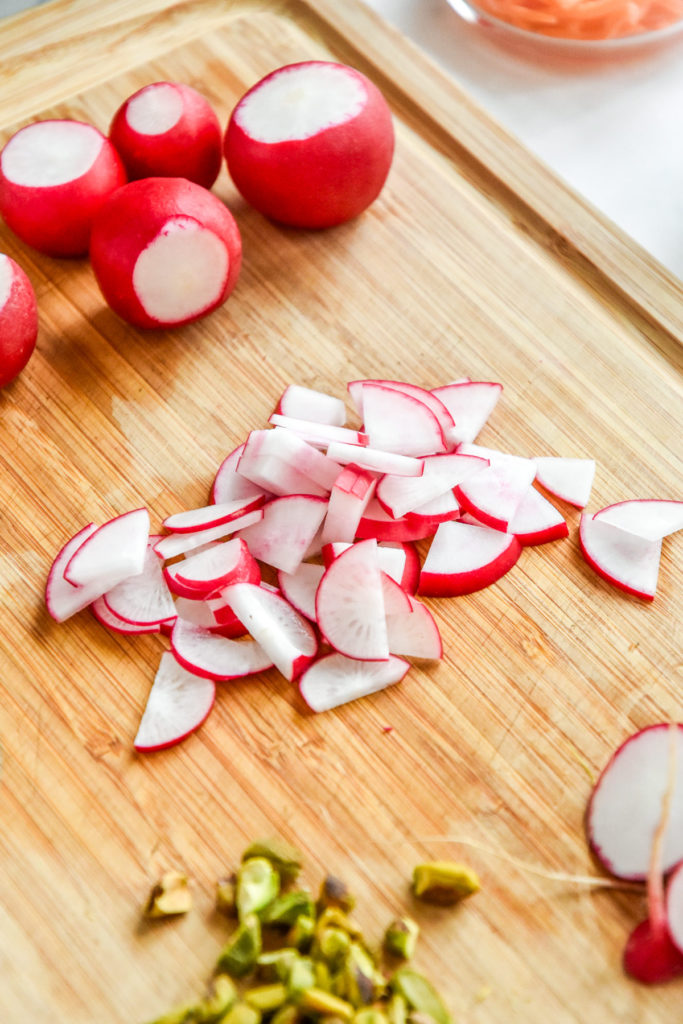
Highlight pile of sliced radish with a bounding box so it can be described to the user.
[45,376,681,751]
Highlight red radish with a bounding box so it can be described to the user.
[326,442,423,478]
[315,539,389,660]
[665,862,683,955]
[268,414,367,449]
[45,523,101,622]
[623,918,683,985]
[0,254,38,387]
[594,499,683,541]
[454,455,537,532]
[418,520,522,597]
[386,593,443,660]
[534,456,596,509]
[64,508,150,589]
[299,652,409,712]
[0,119,126,256]
[221,582,318,680]
[224,60,394,228]
[236,454,329,499]
[359,383,448,457]
[133,651,215,752]
[322,539,418,594]
[431,381,502,445]
[103,540,175,626]
[356,497,437,543]
[211,444,268,505]
[236,494,328,573]
[380,572,413,617]
[277,561,326,621]
[109,81,222,188]
[322,465,377,544]
[170,618,273,680]
[404,491,461,528]
[578,514,662,601]
[163,495,265,533]
[89,176,241,328]
[92,595,171,635]
[507,486,568,546]
[173,537,260,593]
[153,508,263,560]
[376,453,487,520]
[348,379,454,441]
[175,594,246,638]
[242,428,342,491]
[274,384,347,426]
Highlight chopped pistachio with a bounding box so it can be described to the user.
[412,862,480,905]
[318,876,356,913]
[383,917,419,960]
[299,988,354,1020]
[315,907,363,940]
[342,943,385,1007]
[286,913,315,951]
[262,890,315,928]
[385,994,408,1024]
[353,1011,388,1024]
[241,838,303,885]
[216,875,238,916]
[244,983,288,1013]
[286,956,317,996]
[317,926,351,965]
[144,871,193,918]
[197,975,238,1023]
[256,948,300,982]
[144,1002,198,1024]
[269,1005,299,1024]
[216,914,262,978]
[237,858,280,920]
[314,959,332,991]
[389,969,451,1024]
[217,1002,261,1024]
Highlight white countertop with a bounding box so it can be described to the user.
[2,0,683,281]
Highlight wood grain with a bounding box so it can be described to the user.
[0,3,681,1023]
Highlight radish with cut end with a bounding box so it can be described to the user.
[348,379,454,441]
[64,508,150,590]
[153,508,263,560]
[268,414,367,449]
[211,444,268,505]
[534,456,596,509]
[322,465,377,544]
[431,380,503,445]
[418,520,522,597]
[89,176,241,328]
[595,499,683,541]
[274,384,347,426]
[109,81,222,188]
[0,119,126,256]
[315,539,389,660]
[386,593,443,660]
[578,514,662,601]
[221,582,318,681]
[299,652,409,712]
[45,522,100,622]
[454,455,537,532]
[326,442,423,478]
[224,60,394,228]
[376,452,487,520]
[236,494,328,573]
[92,595,171,635]
[359,383,448,457]
[170,618,273,680]
[277,561,326,621]
[163,495,265,533]
[134,652,215,752]
[103,540,176,626]
[236,454,329,499]
[0,254,38,387]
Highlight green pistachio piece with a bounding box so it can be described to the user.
[389,969,451,1024]
[318,876,356,913]
[144,1002,199,1024]
[269,1006,299,1024]
[286,956,317,996]
[216,876,238,916]
[383,917,419,960]
[411,862,480,905]
[298,988,354,1020]
[315,908,363,941]
[216,914,262,978]
[317,926,351,965]
[314,959,333,991]
[286,913,315,951]
[237,858,280,920]
[217,1002,261,1024]
[342,943,385,1007]
[197,975,238,1023]
[256,948,300,982]
[244,983,288,1013]
[144,871,193,918]
[241,838,303,885]
[262,890,315,928]
[385,994,408,1024]
[353,1011,388,1024]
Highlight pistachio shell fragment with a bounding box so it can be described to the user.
[412,862,480,905]
[237,858,280,919]
[389,969,451,1024]
[144,871,193,918]
[383,917,419,960]
[318,875,356,913]
[217,914,262,978]
[242,838,303,885]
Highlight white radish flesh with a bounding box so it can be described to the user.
[277,561,326,621]
[153,509,263,560]
[359,382,448,457]
[299,652,409,712]
[315,539,389,660]
[508,486,568,546]
[594,499,683,541]
[386,593,443,660]
[45,523,100,622]
[321,465,377,544]
[64,508,150,589]
[274,385,347,426]
[418,520,522,597]
[432,380,502,445]
[103,541,176,625]
[376,453,487,520]
[211,444,268,505]
[578,514,662,601]
[174,537,260,592]
[237,495,328,574]
[170,618,273,680]
[92,595,170,635]
[326,442,423,478]
[454,456,537,532]
[534,456,596,509]
[348,379,454,441]
[133,652,215,752]
[268,414,366,448]
[221,582,318,681]
[163,496,265,533]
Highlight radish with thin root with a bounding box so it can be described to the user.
[0,119,126,256]
[109,81,222,188]
[579,514,662,601]
[418,520,522,597]
[224,60,394,228]
[299,652,409,712]
[221,582,318,681]
[315,539,389,660]
[0,254,38,387]
[89,176,241,328]
[134,652,215,752]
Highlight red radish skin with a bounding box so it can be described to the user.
[109,81,222,188]
[315,539,389,661]
[623,918,683,985]
[418,520,522,598]
[224,61,394,228]
[0,119,126,256]
[665,861,683,956]
[170,618,273,681]
[595,499,683,541]
[92,595,173,635]
[578,514,662,601]
[221,582,318,681]
[0,254,38,387]
[89,177,241,328]
[133,652,215,752]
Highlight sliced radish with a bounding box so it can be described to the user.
[241,428,342,492]
[586,723,683,881]
[356,497,436,543]
[386,593,443,660]
[133,652,215,752]
[221,582,318,681]
[224,60,394,228]
[322,465,377,544]
[508,486,568,546]
[237,453,329,498]
[109,81,222,189]
[170,618,273,680]
[404,490,461,528]
[299,652,409,712]
[594,499,683,541]
[666,862,683,955]
[90,177,241,329]
[0,119,126,256]
[103,541,176,626]
[348,379,454,441]
[153,508,263,560]
[175,595,245,638]
[380,572,413,617]
[315,539,389,660]
[237,495,328,573]
[268,414,366,449]
[163,495,265,533]
[454,455,537,532]
[92,595,171,635]
[45,522,100,622]
[359,383,448,457]
[326,442,423,478]
[0,253,38,388]
[173,537,260,593]
[534,456,596,509]
[418,520,522,597]
[277,561,325,621]
[431,381,503,445]
[383,541,421,594]
[578,514,662,601]
[376,453,487,519]
[274,384,347,426]
[64,508,150,589]
[211,444,268,505]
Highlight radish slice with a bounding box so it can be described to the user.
[103,541,176,625]
[508,486,568,546]
[64,508,150,589]
[274,384,347,426]
[315,539,389,660]
[404,491,461,527]
[418,520,522,597]
[586,723,683,881]
[376,453,487,519]
[380,572,413,617]
[356,497,437,542]
[454,456,537,532]
[237,495,328,573]
[579,514,662,601]
[174,537,260,592]
[431,381,503,446]
[153,509,263,560]
[237,453,330,498]
[221,582,318,681]
[359,383,448,457]
[534,456,596,509]
[386,593,443,660]
[211,444,268,505]
[299,652,409,712]
[348,379,454,441]
[241,428,341,492]
[45,523,101,622]
[594,499,683,541]
[666,862,683,955]
[269,414,365,448]
[322,465,377,544]
[277,561,326,621]
[175,595,245,638]
[134,651,215,752]
[170,618,273,680]
[163,495,265,533]
[326,442,423,478]
[92,595,171,635]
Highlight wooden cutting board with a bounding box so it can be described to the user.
[1,2,681,1022]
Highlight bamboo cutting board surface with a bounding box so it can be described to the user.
[1,2,682,1022]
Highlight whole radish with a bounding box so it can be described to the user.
[109,81,222,189]
[89,176,242,328]
[224,60,394,228]
[0,253,38,387]
[0,119,126,256]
